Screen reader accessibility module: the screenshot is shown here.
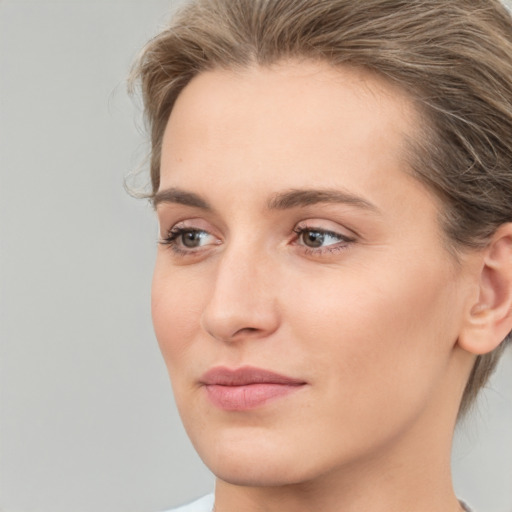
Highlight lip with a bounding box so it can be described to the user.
[200,366,307,411]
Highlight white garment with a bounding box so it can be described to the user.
[163,493,473,512]
[163,493,214,512]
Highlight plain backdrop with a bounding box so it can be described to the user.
[0,1,511,511]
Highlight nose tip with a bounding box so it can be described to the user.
[200,254,280,343]
[201,297,279,343]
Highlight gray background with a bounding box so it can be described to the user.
[0,1,510,511]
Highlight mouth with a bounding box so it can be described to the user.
[200,366,307,411]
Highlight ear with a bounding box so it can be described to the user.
[458,223,512,355]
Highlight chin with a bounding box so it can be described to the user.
[208,457,311,488]
[192,428,318,487]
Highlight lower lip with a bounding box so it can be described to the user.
[205,383,304,411]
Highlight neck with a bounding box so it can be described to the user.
[214,441,462,512]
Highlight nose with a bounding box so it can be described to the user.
[200,246,280,343]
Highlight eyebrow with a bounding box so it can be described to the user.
[267,188,379,212]
[153,186,379,213]
[153,188,211,210]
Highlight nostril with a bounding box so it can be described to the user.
[200,282,280,342]
[233,327,260,337]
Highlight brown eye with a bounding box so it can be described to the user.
[162,227,218,252]
[181,230,205,248]
[294,226,353,252]
[301,230,325,248]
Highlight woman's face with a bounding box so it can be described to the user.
[152,62,473,486]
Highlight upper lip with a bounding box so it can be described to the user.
[200,366,306,386]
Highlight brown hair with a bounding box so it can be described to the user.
[130,0,512,415]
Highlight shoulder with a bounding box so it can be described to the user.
[460,501,474,512]
[161,494,215,512]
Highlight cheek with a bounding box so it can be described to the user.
[151,263,205,370]
[282,256,460,408]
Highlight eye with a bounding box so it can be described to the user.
[299,229,339,248]
[178,229,211,248]
[160,226,220,254]
[293,225,355,253]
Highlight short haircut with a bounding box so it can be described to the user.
[130,0,512,415]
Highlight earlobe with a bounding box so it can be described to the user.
[458,223,512,355]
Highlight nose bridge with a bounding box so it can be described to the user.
[200,239,279,342]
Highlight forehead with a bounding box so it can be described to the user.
[164,60,417,138]
[160,60,423,207]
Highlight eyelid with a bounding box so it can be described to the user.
[158,218,222,257]
[158,217,214,236]
[291,219,357,255]
[293,227,354,245]
[294,218,357,238]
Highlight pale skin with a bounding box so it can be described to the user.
[151,61,512,512]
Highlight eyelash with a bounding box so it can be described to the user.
[292,226,355,255]
[159,227,215,256]
[159,225,355,257]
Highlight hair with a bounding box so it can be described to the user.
[129,0,512,416]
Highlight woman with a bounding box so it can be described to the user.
[130,1,512,511]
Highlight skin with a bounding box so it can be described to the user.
[152,61,485,512]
